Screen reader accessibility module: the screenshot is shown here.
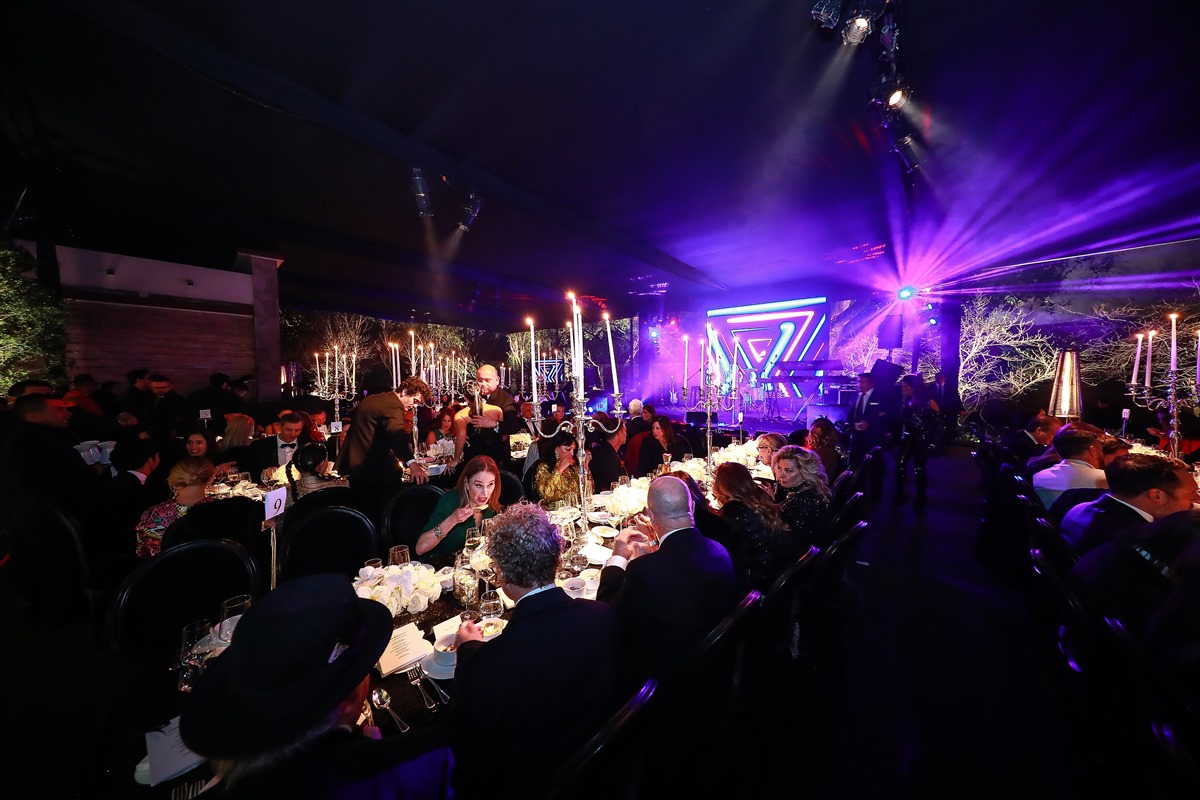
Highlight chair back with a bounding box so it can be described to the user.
[830,469,855,508]
[1017,498,1078,577]
[847,454,873,497]
[545,679,658,799]
[828,491,865,541]
[1029,547,1093,674]
[1047,487,1106,526]
[161,497,271,590]
[757,545,820,655]
[282,506,379,581]
[282,485,359,528]
[623,431,650,477]
[681,590,763,720]
[498,470,525,505]
[522,464,541,503]
[106,538,259,661]
[810,520,868,609]
[380,484,445,551]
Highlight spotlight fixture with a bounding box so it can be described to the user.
[842,0,883,46]
[882,112,921,173]
[458,192,481,232]
[897,286,916,300]
[871,73,911,110]
[411,167,433,218]
[811,0,841,29]
[928,317,939,326]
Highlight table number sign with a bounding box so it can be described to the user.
[198,409,212,420]
[264,486,287,520]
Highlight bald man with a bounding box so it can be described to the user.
[450,364,520,471]
[597,476,737,684]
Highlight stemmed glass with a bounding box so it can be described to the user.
[218,594,252,643]
[177,619,211,692]
[480,590,503,619]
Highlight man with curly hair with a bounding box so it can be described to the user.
[451,502,619,798]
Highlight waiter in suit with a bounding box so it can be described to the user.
[452,364,521,472]
[597,475,737,686]
[845,373,893,499]
[242,412,306,482]
[336,377,432,505]
[452,503,618,798]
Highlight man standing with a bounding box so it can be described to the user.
[1062,454,1197,555]
[242,411,306,482]
[336,377,432,511]
[597,475,737,684]
[452,503,618,799]
[146,374,192,440]
[845,373,893,499]
[452,364,520,471]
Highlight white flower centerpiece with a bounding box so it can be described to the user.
[1129,442,1172,459]
[353,562,455,616]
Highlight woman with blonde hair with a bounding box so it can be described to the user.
[771,445,832,550]
[713,462,799,591]
[135,456,216,558]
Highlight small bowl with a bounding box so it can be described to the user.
[479,617,507,639]
[563,577,587,598]
[432,634,458,666]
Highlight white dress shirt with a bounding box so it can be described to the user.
[1032,458,1107,507]
[277,435,299,466]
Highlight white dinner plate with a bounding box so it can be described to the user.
[591,525,619,539]
[587,511,612,524]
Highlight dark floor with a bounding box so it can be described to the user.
[3,440,1093,799]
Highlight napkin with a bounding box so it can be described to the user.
[145,717,204,786]
[377,623,427,676]
[579,542,614,565]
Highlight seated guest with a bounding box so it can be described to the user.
[1147,408,1200,457]
[242,411,306,483]
[1026,422,1120,476]
[626,400,650,439]
[713,462,799,592]
[180,424,235,477]
[1070,509,1200,647]
[1032,424,1107,508]
[772,445,833,550]
[589,416,627,490]
[180,575,449,798]
[134,456,216,558]
[284,442,349,505]
[87,438,160,588]
[218,413,257,469]
[786,427,809,447]
[415,455,502,558]
[1061,454,1197,555]
[597,476,737,684]
[670,470,731,549]
[1002,413,1061,467]
[452,503,618,799]
[0,393,97,518]
[425,408,455,449]
[636,414,691,478]
[534,430,592,506]
[755,433,787,469]
[805,419,846,482]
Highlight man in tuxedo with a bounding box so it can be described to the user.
[86,438,160,588]
[597,475,737,685]
[589,416,626,490]
[1001,413,1061,468]
[452,503,618,799]
[1062,453,1197,555]
[845,373,894,499]
[146,374,192,441]
[335,377,432,506]
[120,368,153,426]
[456,364,520,471]
[518,401,540,438]
[242,411,306,481]
[931,372,961,446]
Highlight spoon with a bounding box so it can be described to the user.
[370,688,410,733]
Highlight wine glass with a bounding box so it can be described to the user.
[177,619,212,692]
[480,590,503,619]
[459,609,481,625]
[477,566,497,592]
[218,594,252,643]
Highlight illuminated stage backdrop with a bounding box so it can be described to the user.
[706,297,829,398]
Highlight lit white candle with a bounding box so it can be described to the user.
[1131,333,1143,385]
[1145,330,1156,387]
[333,346,340,392]
[409,331,416,379]
[314,352,321,390]
[1170,314,1178,372]
[528,317,537,407]
[324,352,330,392]
[604,312,619,394]
[683,335,689,391]
[352,351,357,392]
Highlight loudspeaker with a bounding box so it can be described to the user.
[807,404,848,426]
[685,411,707,426]
[869,359,905,387]
[878,314,903,349]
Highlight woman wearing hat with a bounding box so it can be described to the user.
[180,575,450,797]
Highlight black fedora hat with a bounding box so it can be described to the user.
[180,574,392,759]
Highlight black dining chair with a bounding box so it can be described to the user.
[282,506,379,581]
[522,464,541,503]
[380,484,445,551]
[827,491,865,542]
[498,469,525,505]
[282,485,360,528]
[161,496,272,591]
[829,469,855,509]
[545,679,658,800]
[759,544,821,651]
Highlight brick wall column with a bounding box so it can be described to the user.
[240,251,284,402]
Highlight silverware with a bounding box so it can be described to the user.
[424,673,451,705]
[407,666,437,709]
[370,688,410,733]
[170,777,206,800]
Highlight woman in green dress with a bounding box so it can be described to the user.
[414,455,502,558]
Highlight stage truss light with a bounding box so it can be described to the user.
[897,286,916,300]
[882,112,921,173]
[458,192,482,232]
[811,0,841,29]
[871,73,911,110]
[842,0,883,46]
[411,167,433,217]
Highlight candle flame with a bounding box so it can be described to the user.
[566,291,575,300]
[526,317,534,325]
[1170,313,1179,320]
[603,312,610,320]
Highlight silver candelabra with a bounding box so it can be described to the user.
[1128,370,1197,460]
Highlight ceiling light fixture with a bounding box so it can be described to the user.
[871,73,911,110]
[458,192,481,232]
[897,286,916,300]
[811,0,842,29]
[411,167,433,217]
[882,112,921,173]
[842,0,883,46]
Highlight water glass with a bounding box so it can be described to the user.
[388,545,410,566]
[455,570,480,608]
[459,609,481,626]
[363,558,383,570]
[618,476,629,487]
[218,594,253,642]
[480,590,503,619]
[178,619,212,692]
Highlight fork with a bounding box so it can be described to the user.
[170,777,206,800]
[407,666,437,709]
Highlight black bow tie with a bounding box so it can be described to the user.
[280,442,297,449]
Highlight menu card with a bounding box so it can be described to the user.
[377,622,426,676]
[145,716,204,786]
[432,616,462,642]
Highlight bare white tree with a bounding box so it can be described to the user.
[957,294,1060,414]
